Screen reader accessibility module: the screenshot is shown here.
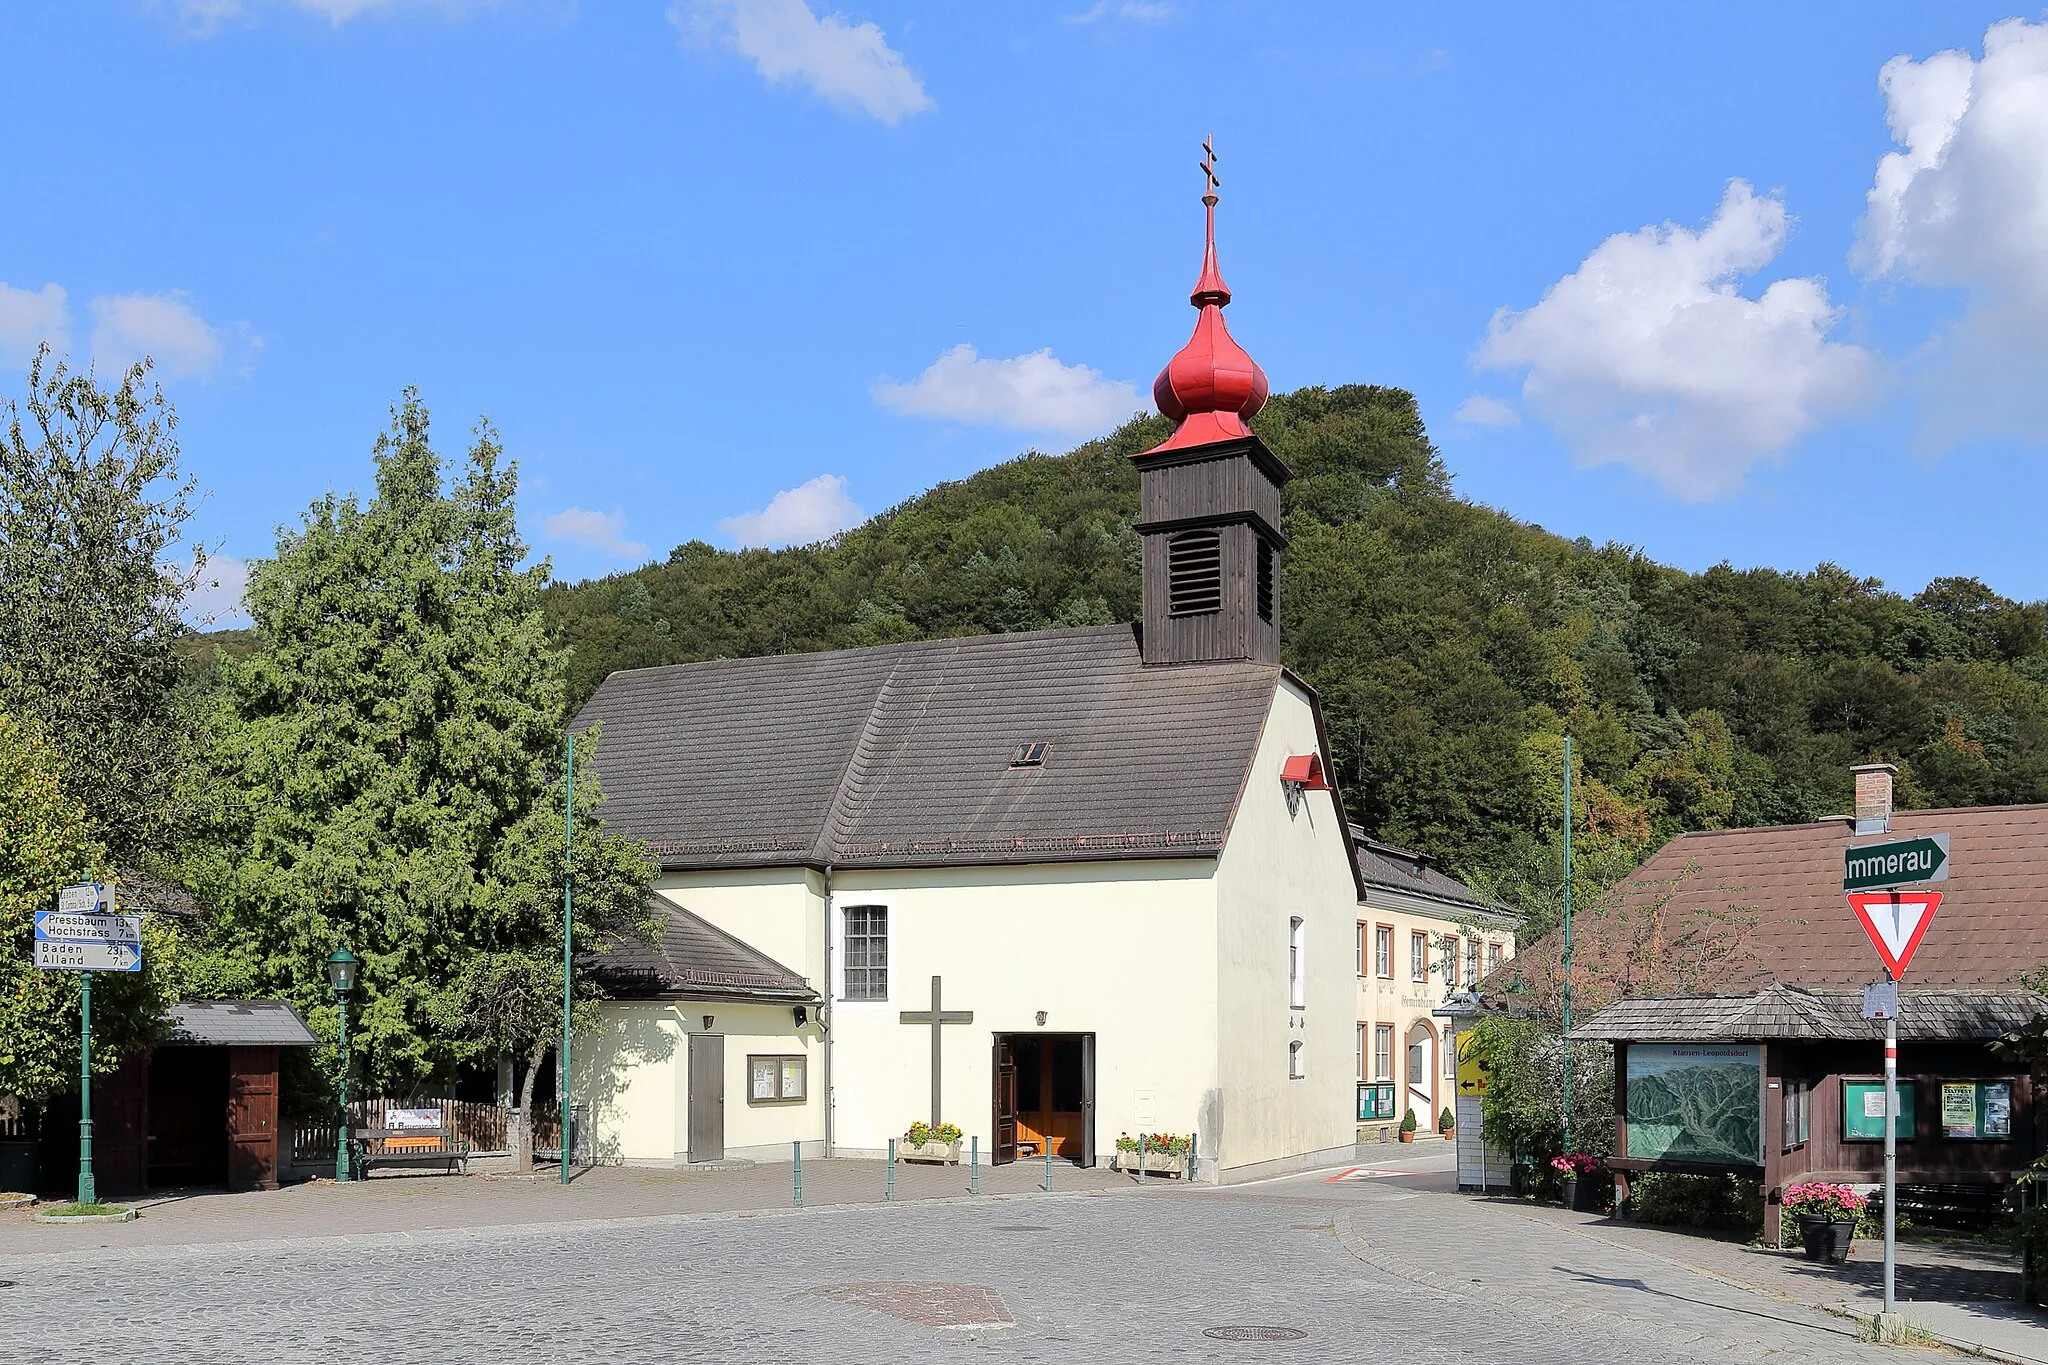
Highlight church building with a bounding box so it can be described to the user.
[571,170,1367,1183]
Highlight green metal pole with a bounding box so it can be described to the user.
[335,989,351,1182]
[78,972,94,1206]
[1562,733,1575,1156]
[560,731,575,1186]
[793,1139,803,1207]
[970,1135,978,1195]
[887,1138,896,1200]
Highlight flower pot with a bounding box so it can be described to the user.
[1561,1174,1602,1212]
[1114,1150,1187,1177]
[1439,1128,1456,1141]
[899,1138,961,1166]
[1398,1130,1416,1143]
[1797,1214,1857,1264]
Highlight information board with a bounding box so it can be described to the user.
[1938,1080,2014,1140]
[1841,1080,1917,1141]
[1625,1043,1762,1166]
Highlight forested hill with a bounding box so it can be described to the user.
[542,384,2048,930]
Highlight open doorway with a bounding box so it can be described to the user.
[993,1033,1094,1166]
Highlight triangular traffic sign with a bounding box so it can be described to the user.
[1848,891,1942,981]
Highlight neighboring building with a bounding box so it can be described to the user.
[1559,764,2048,1242]
[569,178,1369,1183]
[1348,833,1517,1142]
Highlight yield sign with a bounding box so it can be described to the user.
[1848,891,1942,981]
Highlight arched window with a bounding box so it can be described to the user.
[1288,1037,1306,1080]
[1167,530,1222,616]
[1288,915,1306,1009]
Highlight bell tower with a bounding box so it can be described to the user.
[1136,139,1290,667]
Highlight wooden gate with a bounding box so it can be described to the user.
[226,1046,279,1190]
[992,1037,1018,1165]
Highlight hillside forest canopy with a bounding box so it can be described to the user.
[197,383,2048,940]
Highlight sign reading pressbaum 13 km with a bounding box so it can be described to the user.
[1843,832,1950,892]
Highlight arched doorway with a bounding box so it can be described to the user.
[1404,1019,1438,1133]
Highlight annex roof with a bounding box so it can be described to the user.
[1352,830,1499,917]
[572,624,1288,872]
[161,999,320,1048]
[1574,983,2046,1044]
[589,901,818,1003]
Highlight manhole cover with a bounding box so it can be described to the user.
[992,1225,1049,1232]
[1204,1326,1308,1342]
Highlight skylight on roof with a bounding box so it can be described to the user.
[1012,742,1050,767]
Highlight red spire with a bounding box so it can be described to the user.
[1145,139,1268,455]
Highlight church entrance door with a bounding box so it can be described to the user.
[991,1033,1094,1167]
[687,1033,725,1163]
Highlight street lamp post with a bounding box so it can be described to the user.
[326,948,358,1183]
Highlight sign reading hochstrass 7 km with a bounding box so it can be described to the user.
[1843,833,1949,892]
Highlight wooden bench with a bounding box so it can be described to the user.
[353,1126,470,1177]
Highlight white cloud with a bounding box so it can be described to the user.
[672,0,933,125]
[185,554,252,628]
[1452,394,1520,429]
[874,344,1144,436]
[543,507,650,561]
[89,293,227,380]
[1064,1,1174,23]
[1854,18,2048,451]
[717,474,864,548]
[0,282,70,366]
[1478,180,1876,500]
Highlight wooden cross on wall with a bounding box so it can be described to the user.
[900,975,973,1128]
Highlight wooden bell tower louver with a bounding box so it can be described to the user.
[1136,138,1290,668]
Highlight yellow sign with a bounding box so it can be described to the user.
[1455,1031,1488,1097]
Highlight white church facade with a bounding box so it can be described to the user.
[569,176,1370,1183]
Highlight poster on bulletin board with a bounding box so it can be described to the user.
[1943,1083,1979,1138]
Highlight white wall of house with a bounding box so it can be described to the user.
[1210,678,1362,1180]
[578,1000,822,1164]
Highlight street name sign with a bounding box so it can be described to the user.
[56,882,114,914]
[1844,834,1949,892]
[34,939,142,972]
[34,912,143,944]
[1863,980,1900,1020]
[1848,891,1943,981]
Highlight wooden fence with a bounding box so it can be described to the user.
[289,1098,510,1163]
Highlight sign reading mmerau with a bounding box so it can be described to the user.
[1843,833,1949,892]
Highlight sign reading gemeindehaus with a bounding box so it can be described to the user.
[1843,833,1949,892]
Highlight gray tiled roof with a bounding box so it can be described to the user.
[573,625,1285,871]
[590,900,818,1002]
[1352,833,1492,911]
[1573,982,2045,1043]
[162,999,319,1048]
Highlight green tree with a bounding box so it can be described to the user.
[186,391,654,1108]
[0,711,184,1100]
[0,349,205,861]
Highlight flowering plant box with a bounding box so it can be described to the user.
[899,1139,961,1165]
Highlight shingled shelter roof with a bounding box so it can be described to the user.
[590,901,818,1003]
[1574,983,2047,1044]
[572,624,1300,872]
[161,1000,320,1048]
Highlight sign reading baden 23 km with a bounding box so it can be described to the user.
[1844,833,1949,980]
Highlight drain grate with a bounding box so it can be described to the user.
[1204,1326,1308,1342]
[0,1281,15,1289]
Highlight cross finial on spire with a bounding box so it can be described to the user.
[1199,134,1220,206]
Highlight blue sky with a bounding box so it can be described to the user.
[4,3,2045,624]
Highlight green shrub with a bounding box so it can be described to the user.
[1400,1108,1418,1133]
[1627,1172,1761,1237]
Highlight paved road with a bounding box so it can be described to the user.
[0,1149,1917,1364]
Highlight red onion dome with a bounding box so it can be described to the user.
[1145,188,1268,454]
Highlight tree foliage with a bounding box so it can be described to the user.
[0,711,184,1100]
[539,383,2048,925]
[0,349,204,861]
[184,392,654,1096]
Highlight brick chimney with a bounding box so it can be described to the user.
[1851,762,1896,836]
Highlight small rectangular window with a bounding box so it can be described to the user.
[1445,937,1461,986]
[1355,922,1365,977]
[1374,1024,1394,1080]
[842,906,888,1002]
[1288,916,1306,1009]
[1487,942,1503,973]
[1782,1078,1810,1150]
[1375,926,1393,979]
[1168,530,1223,616]
[1410,931,1428,984]
[1465,938,1480,984]
[1356,1024,1367,1081]
[1011,741,1049,767]
[749,1054,807,1104]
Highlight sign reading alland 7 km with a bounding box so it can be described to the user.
[1844,833,1950,892]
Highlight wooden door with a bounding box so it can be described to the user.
[687,1033,724,1163]
[226,1047,279,1191]
[992,1037,1017,1164]
[1080,1033,1096,1168]
[92,1054,147,1195]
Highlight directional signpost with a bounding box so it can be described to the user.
[36,883,142,1205]
[1843,834,1950,1329]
